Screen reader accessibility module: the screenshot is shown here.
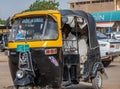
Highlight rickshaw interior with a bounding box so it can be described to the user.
[59,10,106,87]
[61,15,90,84]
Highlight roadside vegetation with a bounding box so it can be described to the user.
[24,0,59,12]
[0,18,5,25]
[0,0,59,25]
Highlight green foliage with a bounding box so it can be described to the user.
[0,18,5,25]
[29,0,59,11]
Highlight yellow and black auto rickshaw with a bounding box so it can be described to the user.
[7,10,107,89]
[0,26,10,51]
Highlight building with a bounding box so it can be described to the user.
[69,0,120,13]
[92,11,120,33]
[69,0,120,33]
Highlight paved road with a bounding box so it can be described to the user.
[0,52,120,89]
[0,52,13,89]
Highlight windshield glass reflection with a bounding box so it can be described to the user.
[9,15,58,41]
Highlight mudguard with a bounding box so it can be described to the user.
[14,74,33,86]
[91,62,108,80]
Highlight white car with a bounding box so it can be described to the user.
[98,40,110,57]
[97,31,120,67]
[113,32,120,40]
[106,32,120,40]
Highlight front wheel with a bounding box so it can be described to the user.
[92,71,102,89]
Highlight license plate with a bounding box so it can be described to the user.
[116,44,120,49]
[16,44,30,52]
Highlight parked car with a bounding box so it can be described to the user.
[106,32,120,40]
[97,31,120,67]
[112,32,120,40]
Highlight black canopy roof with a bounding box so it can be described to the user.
[59,10,98,49]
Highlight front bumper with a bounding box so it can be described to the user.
[108,51,120,57]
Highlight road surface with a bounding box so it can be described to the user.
[0,52,120,89]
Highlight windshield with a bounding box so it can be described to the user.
[96,31,108,39]
[9,15,58,41]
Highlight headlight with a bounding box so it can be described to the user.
[16,70,25,79]
[99,43,107,47]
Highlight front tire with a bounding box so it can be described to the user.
[92,71,102,89]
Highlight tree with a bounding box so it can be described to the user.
[0,18,5,25]
[29,0,59,11]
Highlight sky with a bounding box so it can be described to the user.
[0,0,72,20]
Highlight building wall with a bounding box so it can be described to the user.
[69,0,120,33]
[117,0,120,10]
[69,0,119,13]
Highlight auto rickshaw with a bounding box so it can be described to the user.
[7,10,107,89]
[0,26,9,51]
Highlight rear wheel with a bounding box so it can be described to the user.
[92,71,102,89]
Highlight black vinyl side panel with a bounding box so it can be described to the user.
[31,48,62,87]
[83,47,101,78]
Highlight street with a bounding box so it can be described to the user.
[0,52,120,89]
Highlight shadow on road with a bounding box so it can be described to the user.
[107,64,118,68]
[65,83,93,89]
[6,83,94,89]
